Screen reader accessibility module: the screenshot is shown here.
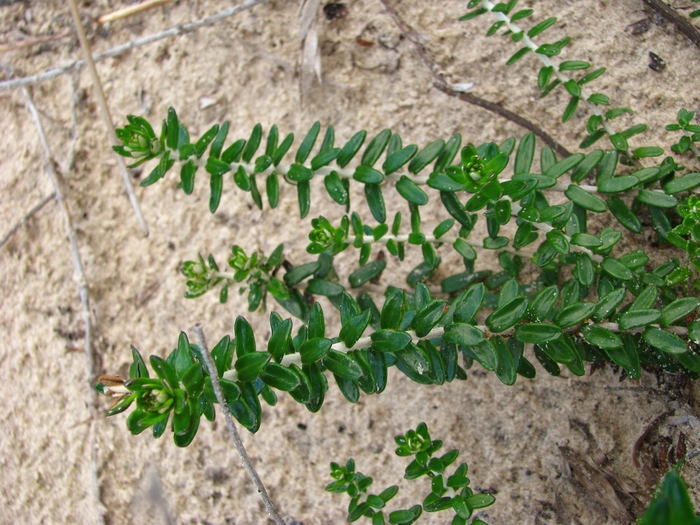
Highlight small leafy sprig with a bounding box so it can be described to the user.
[182,244,294,312]
[666,108,700,162]
[327,423,495,525]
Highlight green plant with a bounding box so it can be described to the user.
[327,423,494,525]
[97,0,700,521]
[640,469,700,525]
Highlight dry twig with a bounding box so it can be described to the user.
[0,0,264,91]
[68,0,149,236]
[98,0,174,25]
[0,192,55,249]
[0,31,72,53]
[20,82,106,525]
[379,0,572,159]
[193,323,287,525]
[641,0,700,49]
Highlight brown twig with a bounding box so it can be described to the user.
[0,192,55,248]
[0,31,72,53]
[20,82,105,525]
[193,324,287,525]
[641,0,700,49]
[0,0,264,91]
[68,0,149,237]
[379,0,572,159]
[97,0,174,25]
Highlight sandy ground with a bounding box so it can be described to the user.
[1,0,700,523]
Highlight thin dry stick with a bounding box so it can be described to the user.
[68,0,149,237]
[193,323,286,525]
[21,85,105,525]
[0,31,72,53]
[0,192,55,248]
[379,0,572,159]
[0,0,264,91]
[98,0,174,25]
[642,0,700,49]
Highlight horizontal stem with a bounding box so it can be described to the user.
[220,320,690,383]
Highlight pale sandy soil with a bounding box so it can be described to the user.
[1,0,700,524]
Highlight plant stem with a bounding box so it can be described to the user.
[193,323,287,525]
[68,0,149,237]
[479,0,643,168]
[222,321,690,382]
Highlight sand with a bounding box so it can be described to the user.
[1,0,699,523]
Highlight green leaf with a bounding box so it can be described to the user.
[633,146,664,158]
[354,165,385,184]
[284,262,321,288]
[412,300,447,337]
[242,124,262,163]
[383,144,418,174]
[323,350,363,379]
[441,192,473,228]
[408,140,445,174]
[545,153,584,179]
[443,323,486,346]
[295,121,320,164]
[598,176,639,193]
[337,130,367,168]
[660,297,699,327]
[546,230,570,254]
[607,196,642,233]
[365,184,386,223]
[234,352,271,382]
[553,302,596,328]
[602,257,634,280]
[618,309,661,330]
[349,260,386,288]
[371,330,412,352]
[514,133,535,175]
[340,310,372,348]
[486,296,528,333]
[593,288,626,322]
[637,189,678,209]
[272,132,294,166]
[530,285,559,321]
[643,327,687,354]
[362,129,392,167]
[324,171,348,205]
[565,185,607,212]
[396,176,429,205]
[310,148,340,171]
[267,319,292,363]
[514,323,562,343]
[288,163,314,182]
[260,362,300,391]
[581,325,622,350]
[300,338,332,364]
[453,238,477,260]
[466,493,496,509]
[506,46,531,65]
[528,17,557,37]
[306,278,344,297]
[664,172,700,194]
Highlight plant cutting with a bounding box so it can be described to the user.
[96,0,700,522]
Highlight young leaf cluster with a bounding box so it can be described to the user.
[327,423,495,525]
